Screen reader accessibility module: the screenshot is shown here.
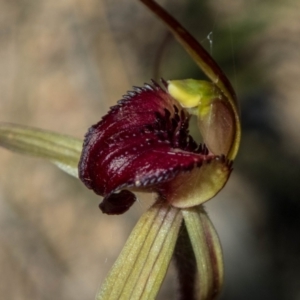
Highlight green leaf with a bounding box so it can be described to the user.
[0,123,82,177]
[97,202,182,300]
[182,206,223,299]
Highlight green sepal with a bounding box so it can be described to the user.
[97,202,182,300]
[182,206,223,300]
[0,123,82,177]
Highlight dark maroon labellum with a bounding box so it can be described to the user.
[79,81,215,214]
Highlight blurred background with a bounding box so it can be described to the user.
[0,0,299,299]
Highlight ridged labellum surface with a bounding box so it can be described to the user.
[79,81,231,214]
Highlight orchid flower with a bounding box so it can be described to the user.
[0,0,241,299]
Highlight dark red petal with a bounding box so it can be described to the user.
[99,190,136,215]
[79,82,209,208]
